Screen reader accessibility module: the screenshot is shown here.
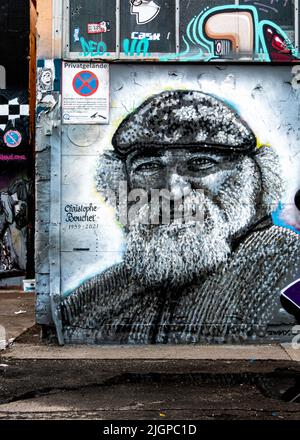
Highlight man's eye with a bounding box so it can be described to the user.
[135,162,162,172]
[187,158,216,172]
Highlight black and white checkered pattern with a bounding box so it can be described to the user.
[0,97,29,132]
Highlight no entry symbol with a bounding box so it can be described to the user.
[73,70,99,97]
[3,130,22,148]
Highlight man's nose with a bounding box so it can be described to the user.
[168,173,191,200]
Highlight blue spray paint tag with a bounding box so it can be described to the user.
[74,27,80,42]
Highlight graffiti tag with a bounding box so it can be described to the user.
[80,37,151,57]
[131,32,160,41]
[123,38,150,56]
[80,37,109,57]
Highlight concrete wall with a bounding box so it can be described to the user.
[36,0,53,60]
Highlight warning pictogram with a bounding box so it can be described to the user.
[72,71,99,97]
[3,130,22,148]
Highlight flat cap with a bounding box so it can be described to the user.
[112,90,257,158]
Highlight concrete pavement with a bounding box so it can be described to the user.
[2,342,300,361]
[0,358,299,420]
[1,289,300,420]
[1,289,300,362]
[0,290,35,343]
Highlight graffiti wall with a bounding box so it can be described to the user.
[35,1,300,344]
[0,172,32,274]
[42,64,299,344]
[66,0,300,61]
[0,1,34,282]
[176,0,298,61]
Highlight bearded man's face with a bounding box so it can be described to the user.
[122,148,262,288]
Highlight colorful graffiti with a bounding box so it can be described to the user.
[281,278,300,324]
[0,178,32,273]
[79,38,109,57]
[0,90,30,275]
[79,36,151,57]
[75,3,299,61]
[122,37,150,56]
[162,5,300,61]
[0,0,34,282]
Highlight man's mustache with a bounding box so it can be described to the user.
[126,189,229,229]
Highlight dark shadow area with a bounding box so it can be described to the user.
[102,371,300,403]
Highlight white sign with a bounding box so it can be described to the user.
[62,62,109,124]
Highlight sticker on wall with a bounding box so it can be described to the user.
[74,27,80,42]
[36,59,61,121]
[87,21,110,34]
[37,68,53,93]
[3,130,22,148]
[62,61,109,125]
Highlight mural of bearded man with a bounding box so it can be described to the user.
[61,90,300,344]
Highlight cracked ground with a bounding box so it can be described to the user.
[0,293,300,420]
[0,358,300,420]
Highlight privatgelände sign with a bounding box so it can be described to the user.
[62,61,109,124]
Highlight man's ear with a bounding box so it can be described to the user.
[253,145,283,215]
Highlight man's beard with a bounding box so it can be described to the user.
[123,157,261,288]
